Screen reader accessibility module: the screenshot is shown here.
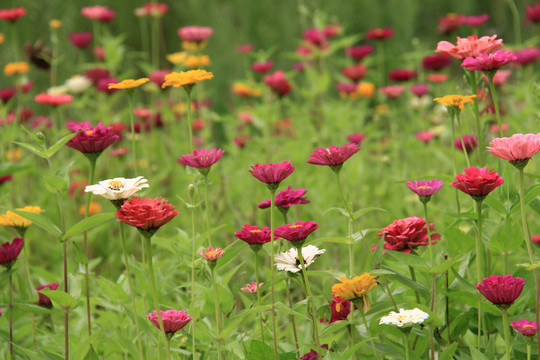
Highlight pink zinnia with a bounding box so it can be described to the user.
[454,135,477,153]
[199,247,225,262]
[0,7,26,22]
[406,179,444,203]
[416,130,436,144]
[345,45,374,61]
[342,64,367,82]
[451,167,504,201]
[115,197,179,236]
[527,3,540,23]
[483,69,511,86]
[410,84,429,97]
[177,148,225,175]
[365,28,394,40]
[422,54,453,71]
[511,319,538,337]
[258,186,309,210]
[275,221,319,244]
[149,69,172,88]
[379,85,405,99]
[142,2,168,17]
[0,238,24,269]
[487,133,540,169]
[68,32,93,49]
[81,6,116,22]
[240,282,263,294]
[249,161,296,189]
[459,14,489,27]
[264,71,292,98]
[236,44,254,53]
[461,50,517,72]
[336,82,358,94]
[513,47,540,66]
[307,143,360,171]
[378,217,440,253]
[234,225,271,246]
[346,133,365,145]
[435,34,504,60]
[66,122,119,155]
[303,28,327,47]
[35,93,73,107]
[147,310,192,336]
[36,283,60,308]
[251,61,274,74]
[177,26,213,42]
[476,275,525,307]
[0,88,15,104]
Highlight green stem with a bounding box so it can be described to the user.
[297,245,321,350]
[408,266,421,304]
[127,92,138,175]
[423,202,436,360]
[286,277,299,358]
[402,330,411,360]
[358,304,381,360]
[518,168,540,358]
[211,267,223,360]
[9,269,14,358]
[475,199,484,350]
[501,309,512,359]
[145,237,172,360]
[254,251,265,342]
[505,0,522,44]
[468,70,484,165]
[185,88,194,152]
[151,17,160,68]
[119,223,144,360]
[487,75,504,138]
[83,156,97,336]
[204,174,211,247]
[449,111,461,213]
[189,186,197,359]
[455,111,471,168]
[527,343,531,360]
[269,189,279,360]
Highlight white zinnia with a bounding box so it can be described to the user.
[47,85,68,94]
[84,176,149,200]
[274,245,326,273]
[379,308,429,327]
[65,75,92,94]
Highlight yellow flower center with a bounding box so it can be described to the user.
[86,130,93,135]
[335,303,341,312]
[108,180,124,190]
[250,229,262,233]
[524,325,534,328]
[417,186,431,189]
[290,224,304,229]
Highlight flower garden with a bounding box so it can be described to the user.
[1,1,540,359]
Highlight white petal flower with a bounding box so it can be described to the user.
[274,245,326,273]
[65,75,92,94]
[84,176,149,200]
[379,308,429,327]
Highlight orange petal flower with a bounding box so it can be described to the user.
[331,273,377,305]
[433,94,476,110]
[108,78,150,90]
[4,62,29,76]
[161,69,214,88]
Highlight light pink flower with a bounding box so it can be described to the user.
[379,85,405,99]
[435,34,504,60]
[240,282,263,294]
[487,133,540,167]
[147,310,192,334]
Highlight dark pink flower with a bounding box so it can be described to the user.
[84,68,111,83]
[275,221,319,243]
[115,197,179,236]
[36,283,59,308]
[406,179,444,198]
[454,135,477,153]
[532,235,540,245]
[251,61,273,74]
[321,295,352,324]
[511,319,538,337]
[0,238,24,269]
[461,50,517,72]
[68,32,93,49]
[66,122,119,155]
[257,186,309,209]
[422,54,453,71]
[365,28,394,40]
[410,83,429,97]
[96,77,119,94]
[513,47,540,66]
[342,64,367,82]
[378,217,440,253]
[483,69,511,86]
[345,45,374,61]
[476,275,525,307]
[388,69,417,82]
[236,44,254,53]
[177,148,225,175]
[451,167,504,200]
[459,14,489,27]
[437,13,462,34]
[81,6,116,22]
[0,175,13,185]
[35,93,73,107]
[249,161,296,188]
[307,143,359,171]
[264,71,292,97]
[149,69,172,88]
[303,28,327,47]
[234,225,271,246]
[0,88,15,103]
[336,82,358,94]
[300,350,319,360]
[147,310,192,335]
[527,3,540,23]
[436,35,504,60]
[346,133,365,145]
[177,26,213,42]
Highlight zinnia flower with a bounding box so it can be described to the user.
[274,245,326,273]
[455,135,478,153]
[422,54,453,71]
[36,283,59,308]
[513,48,540,66]
[68,32,93,48]
[147,310,192,339]
[141,2,168,17]
[177,148,225,176]
[34,93,73,106]
[108,78,150,90]
[321,295,352,324]
[81,6,116,22]
[379,85,405,99]
[461,50,517,72]
[346,133,365,145]
[115,197,179,238]
[527,3,540,23]
[342,64,367,82]
[345,45,373,61]
[84,176,149,206]
[487,133,540,169]
[406,179,444,204]
[459,14,490,27]
[177,26,213,42]
[410,84,429,97]
[251,61,273,74]
[0,238,24,269]
[306,143,360,173]
[331,273,377,308]
[234,225,271,247]
[416,130,436,144]
[476,275,525,308]
[199,246,225,262]
[274,221,319,245]
[379,308,429,327]
[435,34,504,60]
[511,319,538,337]
[257,186,309,211]
[365,28,394,40]
[0,7,26,22]
[264,70,292,98]
[4,62,29,76]
[0,206,44,236]
[240,282,263,294]
[161,70,214,90]
[388,69,417,82]
[433,94,476,111]
[378,216,440,253]
[249,161,296,190]
[66,122,119,156]
[451,167,504,201]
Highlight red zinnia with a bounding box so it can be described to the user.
[0,238,24,269]
[459,14,489,27]
[264,71,292,98]
[307,143,360,172]
[68,32,93,49]
[378,217,440,253]
[142,2,168,17]
[345,45,373,61]
[342,64,367,82]
[346,133,365,145]
[454,135,478,153]
[36,283,60,308]
[0,7,26,22]
[115,197,179,237]
[422,54,453,71]
[476,275,525,308]
[249,161,296,189]
[275,221,319,244]
[177,148,225,175]
[0,88,15,104]
[527,3,540,23]
[388,69,417,82]
[365,28,394,40]
[251,61,274,74]
[452,167,504,200]
[81,6,116,22]
[257,186,309,209]
[66,122,119,155]
[234,225,272,246]
[35,93,73,107]
[321,295,353,324]
[147,310,192,335]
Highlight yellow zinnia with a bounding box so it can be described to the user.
[0,206,45,235]
[108,78,150,90]
[161,69,214,89]
[433,94,476,110]
[4,62,29,76]
[166,51,189,65]
[184,55,210,69]
[332,273,377,308]
[50,19,62,29]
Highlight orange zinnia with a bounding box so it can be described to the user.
[108,78,150,90]
[332,273,377,306]
[4,62,29,76]
[161,69,214,88]
[433,94,476,110]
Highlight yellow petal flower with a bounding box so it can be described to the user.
[50,19,62,29]
[4,62,29,76]
[161,69,214,88]
[331,273,377,302]
[166,51,188,65]
[0,206,45,228]
[433,94,477,110]
[108,78,150,90]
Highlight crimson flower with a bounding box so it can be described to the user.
[346,133,365,145]
[0,238,24,269]
[487,133,540,169]
[345,45,373,61]
[66,122,119,156]
[422,54,453,71]
[406,179,444,204]
[249,161,296,191]
[147,310,192,339]
[461,50,517,72]
[0,88,15,104]
[115,197,179,238]
[511,319,539,337]
[274,221,319,245]
[336,82,358,94]
[264,71,292,98]
[251,60,273,74]
[388,69,417,82]
[35,93,73,107]
[0,7,26,22]
[234,225,271,248]
[514,48,540,66]
[378,217,440,253]
[303,28,327,47]
[459,14,490,27]
[321,295,353,324]
[527,3,540,23]
[451,167,504,201]
[36,283,59,308]
[307,143,360,173]
[257,186,309,210]
[68,32,93,49]
[81,6,116,22]
[476,275,525,308]
[177,26,213,42]
[177,148,225,176]
[365,28,394,40]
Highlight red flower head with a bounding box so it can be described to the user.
[487,133,540,169]
[342,64,367,82]
[251,60,274,74]
[257,186,309,210]
[66,122,119,155]
[513,47,540,66]
[0,175,13,185]
[142,2,168,17]
[452,167,504,201]
[249,161,296,190]
[115,197,178,236]
[437,13,462,34]
[234,225,272,248]
[68,32,93,49]
[275,221,319,245]
[303,28,327,47]
[461,50,517,72]
[336,82,358,94]
[177,26,213,42]
[454,134,478,153]
[476,275,525,308]
[378,216,440,253]
[0,88,15,104]
[459,14,490,27]
[97,77,119,94]
[177,148,225,176]
[36,283,59,308]
[435,35,504,60]
[236,44,254,53]
[0,238,24,269]
[422,54,453,71]
[388,69,417,82]
[241,282,263,294]
[345,45,374,61]
[365,28,394,40]
[511,319,539,337]
[0,7,26,22]
[264,71,292,98]
[81,6,116,22]
[321,295,353,324]
[346,133,365,145]
[84,68,111,84]
[527,3,540,23]
[34,93,73,107]
[147,310,192,337]
[307,143,360,173]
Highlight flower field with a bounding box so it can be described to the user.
[1,1,540,359]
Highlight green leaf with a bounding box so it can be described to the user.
[83,345,99,360]
[483,195,508,215]
[72,241,89,265]
[247,339,274,360]
[16,303,56,315]
[63,213,116,241]
[439,342,459,360]
[20,125,46,146]
[12,141,46,158]
[44,131,81,158]
[469,345,490,360]
[12,210,62,237]
[44,175,68,193]
[429,255,463,274]
[351,207,387,220]
[384,250,429,272]
[509,183,540,217]
[38,289,78,310]
[0,162,34,177]
[338,339,369,360]
[515,262,540,271]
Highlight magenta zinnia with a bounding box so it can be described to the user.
[147,310,192,338]
[378,216,440,253]
[66,122,119,155]
[258,186,309,210]
[249,161,296,190]
[0,238,24,269]
[476,275,525,308]
[487,133,540,169]
[115,197,179,238]
[451,167,504,201]
[274,221,319,245]
[511,319,539,337]
[307,143,360,173]
[406,179,443,204]
[177,148,225,175]
[234,225,272,247]
[461,50,517,72]
[36,283,60,308]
